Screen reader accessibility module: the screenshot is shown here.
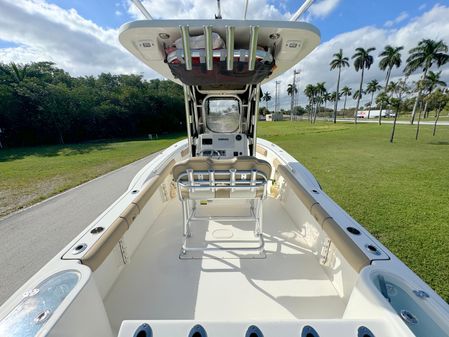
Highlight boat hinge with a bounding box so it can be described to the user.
[320,238,332,265]
[118,239,130,264]
[160,183,169,202]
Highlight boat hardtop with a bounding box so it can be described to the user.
[1,1,449,337]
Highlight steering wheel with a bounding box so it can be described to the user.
[197,149,221,159]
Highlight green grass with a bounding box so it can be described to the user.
[0,135,184,217]
[1,121,448,302]
[258,121,449,302]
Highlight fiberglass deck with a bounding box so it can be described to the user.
[104,198,346,333]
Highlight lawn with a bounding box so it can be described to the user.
[258,121,449,302]
[0,135,184,217]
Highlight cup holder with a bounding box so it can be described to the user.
[189,324,207,337]
[301,326,319,337]
[358,326,375,337]
[133,323,152,337]
[245,325,264,337]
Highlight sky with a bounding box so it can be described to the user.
[1,0,449,108]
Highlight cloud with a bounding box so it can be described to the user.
[419,3,427,11]
[0,0,447,113]
[0,0,153,76]
[263,4,449,109]
[384,11,409,28]
[308,0,341,19]
[127,0,290,20]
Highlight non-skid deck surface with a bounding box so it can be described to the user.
[104,198,345,332]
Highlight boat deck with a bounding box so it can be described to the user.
[104,198,346,333]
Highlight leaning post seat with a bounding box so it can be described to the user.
[172,156,272,255]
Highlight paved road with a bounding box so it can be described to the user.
[0,152,159,305]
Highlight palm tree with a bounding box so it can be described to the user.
[353,89,364,118]
[304,84,316,122]
[387,81,399,96]
[323,92,332,109]
[404,39,449,124]
[429,88,449,136]
[421,70,446,117]
[330,91,340,105]
[389,79,409,143]
[287,83,298,120]
[330,49,350,123]
[353,89,364,100]
[389,97,401,143]
[0,62,29,85]
[378,45,404,124]
[352,47,376,123]
[376,92,389,119]
[414,71,447,140]
[262,91,272,110]
[314,82,327,123]
[366,79,382,119]
[341,86,352,111]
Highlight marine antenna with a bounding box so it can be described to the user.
[215,0,222,19]
[130,0,153,19]
[290,0,315,21]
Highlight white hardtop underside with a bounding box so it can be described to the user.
[119,19,320,85]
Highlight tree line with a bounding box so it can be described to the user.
[0,62,185,148]
[262,38,449,141]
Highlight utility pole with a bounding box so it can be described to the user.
[290,69,300,121]
[275,81,281,120]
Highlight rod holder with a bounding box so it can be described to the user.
[226,26,235,71]
[248,25,259,71]
[180,26,192,70]
[204,25,213,71]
